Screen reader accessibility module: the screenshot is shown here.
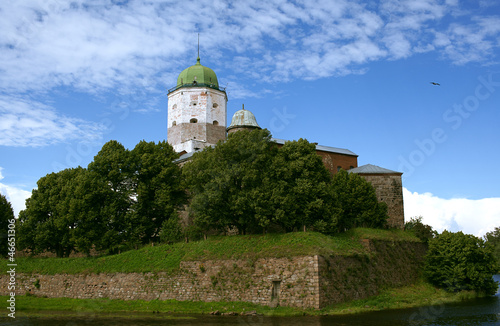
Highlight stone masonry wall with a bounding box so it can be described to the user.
[360,174,405,229]
[0,240,425,309]
[1,256,320,309]
[318,239,427,307]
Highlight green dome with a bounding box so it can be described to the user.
[176,57,219,89]
[227,107,261,131]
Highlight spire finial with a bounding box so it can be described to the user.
[242,104,245,110]
[197,33,200,61]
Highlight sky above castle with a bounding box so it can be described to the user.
[1,0,499,237]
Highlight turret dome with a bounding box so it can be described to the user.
[227,106,261,133]
[176,57,219,90]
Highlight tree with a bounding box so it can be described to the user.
[0,193,15,257]
[265,139,336,232]
[425,230,498,295]
[130,140,185,244]
[18,168,80,257]
[484,227,500,271]
[88,140,133,252]
[17,167,112,257]
[331,169,388,232]
[18,140,187,256]
[405,216,436,243]
[159,215,183,244]
[183,129,277,234]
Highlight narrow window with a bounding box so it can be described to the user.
[337,166,342,172]
[190,118,198,123]
[213,120,219,125]
[172,104,177,110]
[213,103,218,108]
[172,121,176,126]
[271,281,281,302]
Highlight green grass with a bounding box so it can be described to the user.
[320,280,484,315]
[10,295,306,317]
[3,229,420,275]
[4,281,482,318]
[348,227,422,242]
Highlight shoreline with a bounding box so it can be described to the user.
[5,281,488,319]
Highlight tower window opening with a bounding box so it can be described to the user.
[213,103,218,108]
[190,118,198,123]
[213,120,219,125]
[172,121,176,126]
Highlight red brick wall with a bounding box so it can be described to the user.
[273,144,358,175]
[315,150,358,174]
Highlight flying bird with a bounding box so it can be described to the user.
[430,82,440,86]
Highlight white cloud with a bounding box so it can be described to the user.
[0,95,106,147]
[403,188,500,238]
[0,0,497,150]
[436,16,500,64]
[0,0,499,100]
[0,168,31,217]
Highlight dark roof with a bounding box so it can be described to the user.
[348,164,402,175]
[173,138,358,164]
[272,138,358,157]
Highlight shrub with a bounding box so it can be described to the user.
[404,216,436,243]
[424,230,498,295]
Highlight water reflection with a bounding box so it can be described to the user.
[2,275,499,326]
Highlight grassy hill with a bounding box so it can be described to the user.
[5,228,419,275]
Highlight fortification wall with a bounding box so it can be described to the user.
[1,256,319,309]
[360,174,405,229]
[318,239,427,307]
[0,240,426,309]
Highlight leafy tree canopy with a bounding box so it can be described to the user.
[183,129,277,234]
[405,216,436,243]
[183,129,385,236]
[17,167,107,257]
[18,140,186,256]
[331,169,388,232]
[0,193,15,257]
[484,227,500,271]
[424,230,498,295]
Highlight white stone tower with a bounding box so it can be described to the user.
[167,57,227,153]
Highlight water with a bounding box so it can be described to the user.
[2,276,499,326]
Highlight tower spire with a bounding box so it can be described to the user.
[197,33,200,61]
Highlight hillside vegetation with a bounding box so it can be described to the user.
[5,229,418,275]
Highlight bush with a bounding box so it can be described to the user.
[484,227,500,272]
[159,216,183,244]
[404,216,436,243]
[424,230,498,295]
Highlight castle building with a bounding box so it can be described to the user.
[167,57,227,154]
[168,57,404,228]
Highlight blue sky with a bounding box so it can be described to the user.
[1,0,499,236]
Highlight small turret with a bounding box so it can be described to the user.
[227,105,261,134]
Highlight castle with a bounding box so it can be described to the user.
[167,56,404,228]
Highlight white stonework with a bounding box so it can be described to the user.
[167,87,227,153]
